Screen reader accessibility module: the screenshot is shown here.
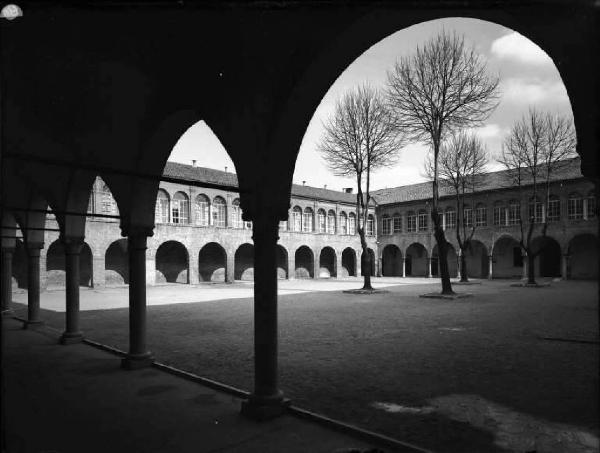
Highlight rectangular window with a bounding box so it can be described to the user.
[508,203,520,225]
[302,212,313,232]
[475,206,486,227]
[417,212,428,231]
[445,211,456,229]
[381,218,391,235]
[513,247,523,267]
[318,212,326,233]
[407,214,417,233]
[348,216,356,235]
[327,214,336,234]
[156,199,169,224]
[279,220,287,231]
[393,216,402,233]
[547,199,560,222]
[463,208,473,228]
[568,198,583,220]
[366,218,374,236]
[293,211,302,231]
[493,206,504,226]
[588,196,596,219]
[339,216,347,235]
[529,201,543,223]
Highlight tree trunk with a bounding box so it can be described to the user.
[460,248,469,282]
[359,230,373,290]
[433,225,454,294]
[527,253,536,285]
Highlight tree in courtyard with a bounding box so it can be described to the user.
[499,108,576,285]
[319,84,404,290]
[386,31,499,294]
[425,131,488,282]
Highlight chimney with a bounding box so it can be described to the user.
[192,160,197,167]
[344,187,353,194]
[224,166,228,173]
[302,181,306,186]
[324,184,327,189]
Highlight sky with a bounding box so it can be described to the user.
[168,17,573,192]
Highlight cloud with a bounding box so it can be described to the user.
[501,78,569,105]
[490,32,553,65]
[472,124,502,139]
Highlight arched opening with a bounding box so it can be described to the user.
[234,243,254,281]
[531,236,561,278]
[295,246,314,279]
[341,248,356,277]
[11,239,27,289]
[361,248,375,276]
[431,243,458,278]
[276,245,288,279]
[155,189,170,224]
[382,244,402,276]
[155,241,189,284]
[198,242,226,282]
[492,236,522,279]
[405,243,427,277]
[212,196,227,227]
[319,247,336,278]
[194,194,210,226]
[568,234,598,279]
[465,239,489,278]
[46,239,93,288]
[105,239,129,285]
[171,191,190,224]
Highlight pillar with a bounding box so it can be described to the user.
[241,213,287,419]
[24,245,43,328]
[122,231,154,370]
[488,255,493,280]
[287,254,295,280]
[522,252,528,280]
[92,254,106,288]
[60,239,84,344]
[313,248,320,279]
[226,250,235,283]
[427,257,432,278]
[1,248,14,316]
[561,254,569,280]
[336,253,343,280]
[377,256,382,277]
[401,257,406,277]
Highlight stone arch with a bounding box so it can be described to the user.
[492,235,522,279]
[465,239,489,278]
[531,236,561,278]
[319,246,336,278]
[234,243,254,281]
[431,243,458,278]
[295,245,314,279]
[198,242,226,282]
[405,242,428,277]
[361,248,375,277]
[155,240,189,283]
[276,244,288,279]
[341,247,356,277]
[568,234,598,280]
[46,239,93,288]
[382,244,402,277]
[105,239,129,285]
[11,239,28,289]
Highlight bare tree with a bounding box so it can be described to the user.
[425,131,488,282]
[319,84,404,290]
[386,31,499,294]
[499,108,577,285]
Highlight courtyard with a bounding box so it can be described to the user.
[10,278,599,453]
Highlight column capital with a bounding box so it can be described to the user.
[120,226,154,241]
[251,212,280,244]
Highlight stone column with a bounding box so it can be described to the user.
[287,254,295,280]
[336,252,343,279]
[401,257,406,277]
[241,213,287,420]
[226,250,235,283]
[377,256,382,277]
[1,248,14,316]
[122,231,154,370]
[92,254,106,288]
[60,239,84,344]
[561,254,569,280]
[24,245,44,328]
[488,255,493,280]
[427,257,432,278]
[522,252,528,280]
[314,248,320,279]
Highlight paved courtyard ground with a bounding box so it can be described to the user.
[11,277,599,453]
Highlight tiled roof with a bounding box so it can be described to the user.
[163,161,357,204]
[371,157,584,206]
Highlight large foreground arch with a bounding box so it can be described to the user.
[235,243,254,281]
[199,242,226,282]
[105,239,129,285]
[568,234,598,280]
[155,241,189,284]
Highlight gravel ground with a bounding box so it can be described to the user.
[11,278,599,453]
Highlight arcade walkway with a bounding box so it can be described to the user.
[2,317,422,453]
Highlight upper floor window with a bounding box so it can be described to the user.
[381,215,391,235]
[292,206,302,232]
[407,211,417,233]
[493,201,505,226]
[195,194,210,226]
[445,208,456,229]
[547,196,560,222]
[155,189,170,224]
[528,198,543,224]
[475,203,486,227]
[568,193,583,220]
[303,207,314,233]
[366,214,375,236]
[327,210,336,234]
[417,209,428,232]
[172,192,189,224]
[212,196,227,227]
[393,213,402,233]
[339,212,348,235]
[100,183,117,214]
[587,191,596,219]
[245,221,253,230]
[232,198,243,228]
[348,212,357,235]
[317,209,326,233]
[508,200,521,225]
[279,219,288,231]
[463,206,473,228]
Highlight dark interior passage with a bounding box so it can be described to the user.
[198,242,226,282]
[295,246,314,279]
[235,244,254,281]
[105,239,129,285]
[155,241,189,283]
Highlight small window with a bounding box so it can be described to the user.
[407,211,417,233]
[317,209,326,233]
[547,196,560,222]
[528,198,543,224]
[292,206,302,232]
[493,201,505,226]
[568,193,583,220]
[195,194,210,226]
[418,210,428,232]
[232,199,243,228]
[445,208,456,230]
[393,214,402,233]
[172,192,189,224]
[155,189,170,224]
[303,207,314,233]
[381,215,391,235]
[339,212,348,235]
[475,204,486,227]
[348,212,357,235]
[366,214,375,236]
[508,200,521,225]
[279,219,288,231]
[327,210,336,234]
[587,191,596,219]
[463,206,473,228]
[212,196,227,227]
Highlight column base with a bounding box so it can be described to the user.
[23,319,44,329]
[59,331,84,345]
[240,392,290,421]
[121,352,154,370]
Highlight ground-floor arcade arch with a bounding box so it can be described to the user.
[405,243,428,277]
[319,247,336,278]
[155,241,189,284]
[492,236,522,279]
[198,242,226,282]
[276,245,288,279]
[431,243,458,278]
[568,234,598,279]
[341,248,356,277]
[235,243,254,281]
[360,248,375,277]
[11,239,28,289]
[46,239,93,287]
[382,244,402,277]
[531,236,561,278]
[105,239,129,285]
[295,246,314,279]
[464,240,489,279]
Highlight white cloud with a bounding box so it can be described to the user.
[501,78,569,105]
[471,124,502,139]
[490,32,553,65]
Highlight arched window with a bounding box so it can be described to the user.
[547,195,560,222]
[172,192,189,224]
[348,212,357,235]
[493,201,505,226]
[100,182,117,214]
[475,203,487,227]
[463,205,473,228]
[303,207,314,233]
[339,211,348,235]
[366,214,375,236]
[232,198,243,228]
[212,196,227,227]
[508,200,521,225]
[317,209,326,233]
[418,209,428,231]
[407,211,417,233]
[445,207,456,229]
[568,193,583,220]
[155,189,170,223]
[292,206,302,232]
[528,197,543,224]
[393,213,402,233]
[586,190,596,219]
[279,219,288,231]
[327,210,336,234]
[381,214,391,235]
[195,194,210,226]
